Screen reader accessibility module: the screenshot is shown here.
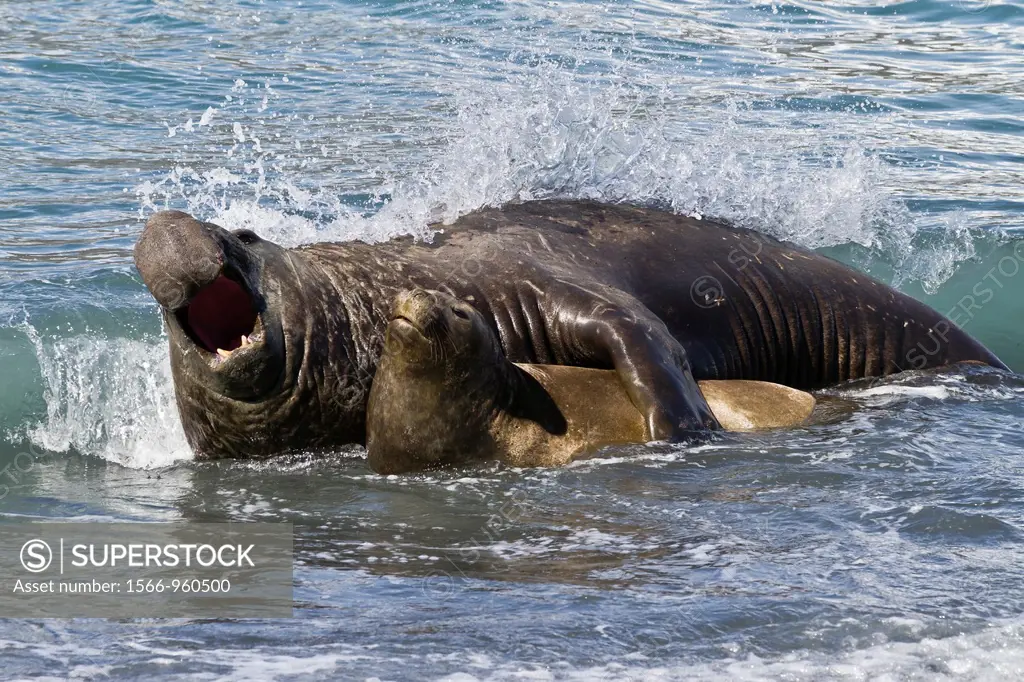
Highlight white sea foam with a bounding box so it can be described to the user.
[488,528,659,559]
[12,618,1024,681]
[437,620,1024,681]
[858,384,954,401]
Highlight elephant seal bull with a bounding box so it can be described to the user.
[133,200,1005,459]
[366,289,816,474]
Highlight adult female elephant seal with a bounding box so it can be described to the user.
[133,200,1005,459]
[367,289,816,474]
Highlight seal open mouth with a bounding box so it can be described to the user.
[175,273,260,359]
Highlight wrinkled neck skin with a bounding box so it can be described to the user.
[169,243,410,460]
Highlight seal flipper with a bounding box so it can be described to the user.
[542,282,720,441]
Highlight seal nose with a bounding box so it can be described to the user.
[134,211,225,310]
[392,289,444,330]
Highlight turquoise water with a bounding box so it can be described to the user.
[2,0,1024,678]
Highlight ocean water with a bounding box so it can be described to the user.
[1,0,1023,679]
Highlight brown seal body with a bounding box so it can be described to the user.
[134,200,1005,459]
[366,289,816,473]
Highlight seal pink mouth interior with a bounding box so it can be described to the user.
[184,275,257,352]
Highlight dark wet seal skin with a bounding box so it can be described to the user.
[366,289,818,474]
[133,200,1007,459]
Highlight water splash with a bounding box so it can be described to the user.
[378,72,909,246]
[133,66,975,290]
[21,324,190,469]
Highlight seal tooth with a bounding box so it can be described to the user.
[241,335,250,347]
[217,348,233,358]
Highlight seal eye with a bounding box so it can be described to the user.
[234,230,260,245]
[451,306,469,320]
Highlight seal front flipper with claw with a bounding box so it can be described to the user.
[540,280,720,441]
